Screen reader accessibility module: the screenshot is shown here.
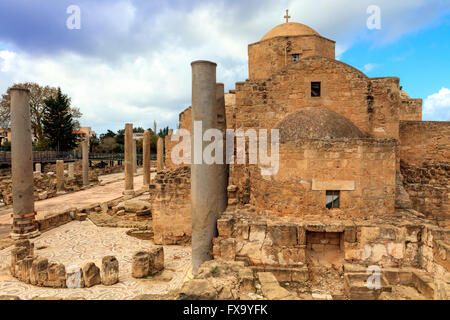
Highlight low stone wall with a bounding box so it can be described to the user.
[10,240,119,288]
[213,209,428,269]
[150,166,191,245]
[131,247,164,278]
[400,160,449,218]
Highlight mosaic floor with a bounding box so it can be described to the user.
[0,220,191,300]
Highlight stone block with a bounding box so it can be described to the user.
[179,279,218,300]
[66,265,84,289]
[101,256,119,286]
[344,227,357,243]
[269,224,297,247]
[360,227,380,243]
[239,268,254,292]
[82,262,101,288]
[217,217,233,238]
[132,251,150,278]
[148,247,164,274]
[10,247,28,276]
[297,227,306,245]
[47,263,66,288]
[249,223,266,242]
[30,257,48,286]
[220,239,236,260]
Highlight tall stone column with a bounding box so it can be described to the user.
[190,61,228,274]
[132,139,137,174]
[56,160,65,193]
[82,137,89,186]
[157,137,164,171]
[68,163,75,179]
[143,130,151,188]
[9,87,39,239]
[123,123,134,195]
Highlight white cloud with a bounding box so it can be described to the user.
[423,88,450,121]
[0,50,16,72]
[363,63,379,73]
[0,0,448,133]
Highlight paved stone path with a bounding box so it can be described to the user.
[0,220,191,299]
[0,169,150,238]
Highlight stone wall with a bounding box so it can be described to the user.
[235,57,406,139]
[399,121,450,217]
[213,209,426,269]
[399,99,422,121]
[10,240,119,288]
[399,121,450,166]
[230,139,397,218]
[150,166,191,245]
[400,161,449,217]
[248,35,335,80]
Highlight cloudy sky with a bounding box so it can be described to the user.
[0,0,449,134]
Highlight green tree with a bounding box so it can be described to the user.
[42,88,79,151]
[0,82,82,140]
[1,140,11,151]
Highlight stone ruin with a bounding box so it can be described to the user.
[10,240,119,288]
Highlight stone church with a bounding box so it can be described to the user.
[152,18,449,298]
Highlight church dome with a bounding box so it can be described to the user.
[261,22,320,41]
[275,107,365,142]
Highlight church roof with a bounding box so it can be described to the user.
[261,22,320,41]
[275,107,365,142]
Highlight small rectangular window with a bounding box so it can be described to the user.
[326,190,340,209]
[292,54,299,62]
[311,82,321,97]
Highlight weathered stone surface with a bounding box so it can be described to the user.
[124,200,151,213]
[0,295,21,300]
[47,263,66,288]
[30,257,48,285]
[132,251,150,278]
[179,279,218,300]
[148,247,164,274]
[82,262,101,288]
[257,272,297,300]
[101,256,119,285]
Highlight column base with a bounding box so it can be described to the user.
[123,190,135,197]
[10,229,40,240]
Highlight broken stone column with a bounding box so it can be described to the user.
[55,160,64,193]
[143,130,151,188]
[82,262,101,288]
[157,137,164,171]
[190,61,228,274]
[123,123,134,195]
[101,256,119,286]
[35,163,41,174]
[82,137,89,186]
[9,87,40,239]
[132,139,137,174]
[68,163,75,179]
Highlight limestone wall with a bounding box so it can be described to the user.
[399,121,450,166]
[399,121,450,217]
[399,99,422,121]
[248,35,335,80]
[213,210,424,269]
[235,57,403,139]
[150,166,191,245]
[231,139,397,218]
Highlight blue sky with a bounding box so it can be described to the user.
[0,0,449,134]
